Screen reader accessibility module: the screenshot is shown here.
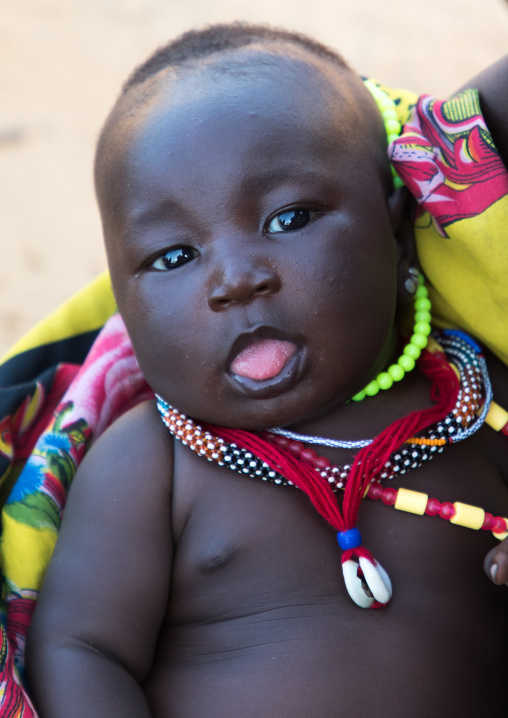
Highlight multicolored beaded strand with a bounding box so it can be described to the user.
[156,332,501,533]
[272,331,490,452]
[155,330,507,608]
[366,483,508,541]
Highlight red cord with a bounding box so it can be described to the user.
[207,348,460,535]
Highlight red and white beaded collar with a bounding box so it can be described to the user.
[156,331,507,609]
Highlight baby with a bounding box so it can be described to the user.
[25,23,508,717]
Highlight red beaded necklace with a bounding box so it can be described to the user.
[156,331,507,608]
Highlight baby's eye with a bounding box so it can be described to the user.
[151,247,197,271]
[267,208,313,233]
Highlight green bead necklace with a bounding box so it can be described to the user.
[353,81,426,402]
[352,273,432,401]
[363,78,404,189]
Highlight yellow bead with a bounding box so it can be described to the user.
[493,520,508,541]
[394,488,428,515]
[449,502,485,530]
[484,401,508,432]
[426,337,443,355]
[449,362,460,379]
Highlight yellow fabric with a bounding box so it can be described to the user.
[417,198,508,366]
[1,512,57,590]
[0,271,116,364]
[388,87,508,367]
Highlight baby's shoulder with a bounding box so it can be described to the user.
[97,398,173,465]
[69,398,174,513]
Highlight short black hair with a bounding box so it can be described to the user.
[123,22,351,93]
[94,24,393,215]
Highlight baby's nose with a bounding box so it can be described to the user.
[207,253,281,311]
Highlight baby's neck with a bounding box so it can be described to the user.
[282,367,434,445]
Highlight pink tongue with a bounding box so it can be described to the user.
[231,339,297,380]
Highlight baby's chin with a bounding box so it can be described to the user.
[154,379,352,434]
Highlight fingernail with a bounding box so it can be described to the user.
[491,563,498,582]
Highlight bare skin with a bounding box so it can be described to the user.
[26,45,508,717]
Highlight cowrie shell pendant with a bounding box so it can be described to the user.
[342,556,392,608]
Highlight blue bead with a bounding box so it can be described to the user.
[337,527,362,550]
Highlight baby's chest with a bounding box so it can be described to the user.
[169,429,508,619]
[170,458,342,621]
[154,422,508,715]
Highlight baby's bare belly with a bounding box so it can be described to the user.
[145,439,508,717]
[144,583,508,718]
[143,499,508,717]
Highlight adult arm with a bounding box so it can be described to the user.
[460,57,508,581]
[458,55,508,168]
[25,400,173,718]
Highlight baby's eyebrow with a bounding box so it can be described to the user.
[239,165,335,189]
[121,165,338,245]
[125,198,189,231]
[233,165,338,204]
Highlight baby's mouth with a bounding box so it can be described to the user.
[227,337,303,400]
[230,338,297,380]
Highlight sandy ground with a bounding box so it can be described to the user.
[1,0,508,356]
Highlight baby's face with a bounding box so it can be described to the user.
[101,49,402,430]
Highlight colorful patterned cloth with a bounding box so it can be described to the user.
[0,85,507,715]
[388,87,508,365]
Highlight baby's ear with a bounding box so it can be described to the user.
[388,187,418,303]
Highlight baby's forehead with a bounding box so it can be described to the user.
[117,45,371,148]
[95,45,387,222]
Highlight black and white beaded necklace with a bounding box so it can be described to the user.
[156,331,491,494]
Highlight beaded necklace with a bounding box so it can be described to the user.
[273,331,491,450]
[156,330,507,609]
[350,273,431,402]
[363,79,404,190]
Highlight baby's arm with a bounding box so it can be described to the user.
[25,400,173,718]
[459,55,508,167]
